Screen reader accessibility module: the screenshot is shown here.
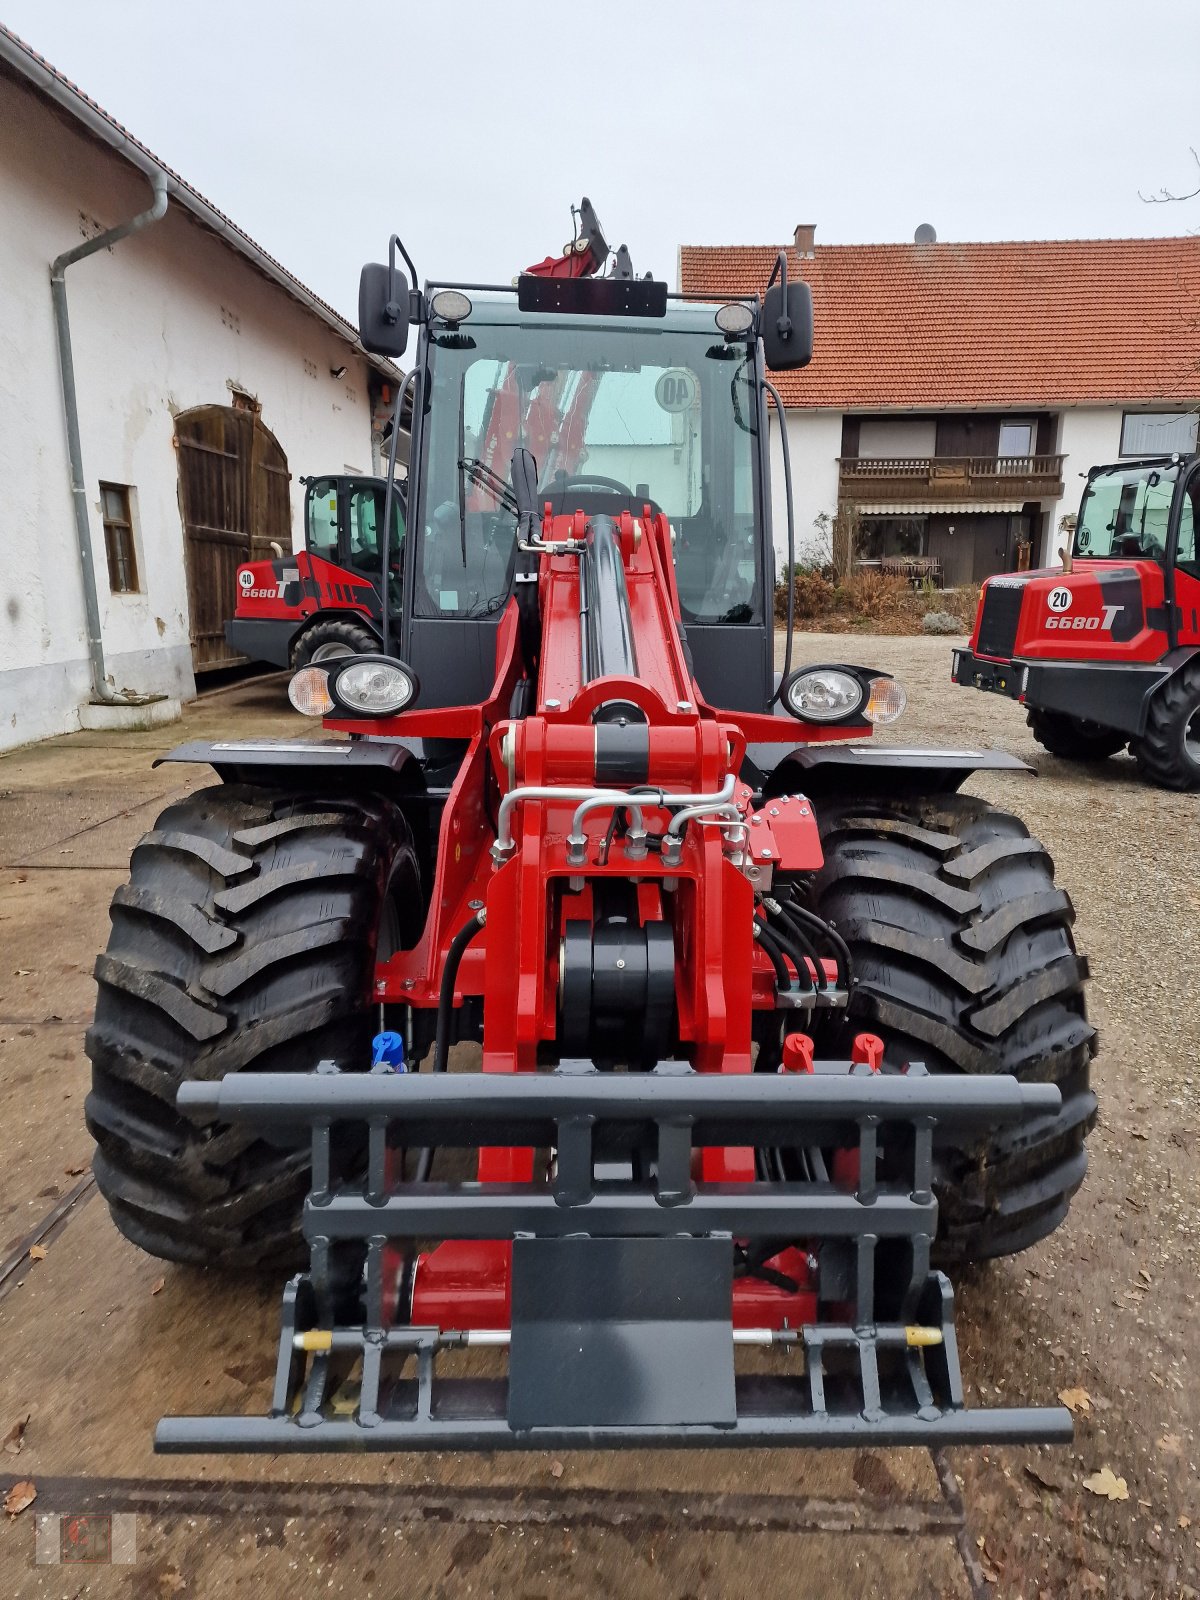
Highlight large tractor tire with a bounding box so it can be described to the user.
[1129,662,1200,789]
[1027,708,1126,762]
[810,793,1096,1265]
[291,618,380,668]
[85,785,419,1268]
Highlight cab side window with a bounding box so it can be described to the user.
[1175,483,1198,579]
[347,486,404,575]
[307,479,339,560]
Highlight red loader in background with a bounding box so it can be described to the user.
[955,453,1200,787]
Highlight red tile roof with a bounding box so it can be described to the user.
[680,238,1200,410]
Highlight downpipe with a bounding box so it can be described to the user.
[50,171,169,707]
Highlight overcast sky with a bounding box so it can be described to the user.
[6,0,1198,319]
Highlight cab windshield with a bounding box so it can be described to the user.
[416,313,760,624]
[1074,463,1180,561]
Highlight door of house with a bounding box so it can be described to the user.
[175,405,291,670]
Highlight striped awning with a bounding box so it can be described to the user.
[858,503,1028,516]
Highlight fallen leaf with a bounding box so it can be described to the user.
[1024,1461,1063,1492]
[63,1164,86,1177]
[1059,1386,1092,1414]
[1180,1514,1192,1530]
[41,1014,62,1024]
[1082,1466,1129,1502]
[27,1245,46,1263]
[1137,1268,1151,1285]
[4,1479,36,1517]
[3,1414,30,1456]
[1157,1434,1183,1456]
[151,1277,165,1296]
[158,1570,186,1596]
[550,1459,564,1479]
[14,969,33,978]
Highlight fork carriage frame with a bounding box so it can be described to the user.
[155,1061,1073,1453]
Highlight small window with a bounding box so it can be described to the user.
[997,420,1035,458]
[99,483,139,593]
[1120,412,1199,456]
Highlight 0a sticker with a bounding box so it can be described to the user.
[1047,587,1072,613]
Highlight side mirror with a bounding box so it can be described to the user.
[510,447,539,523]
[761,279,813,371]
[358,262,410,358]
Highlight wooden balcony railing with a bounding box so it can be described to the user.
[838,454,1065,505]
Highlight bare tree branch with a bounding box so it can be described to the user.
[1139,147,1200,204]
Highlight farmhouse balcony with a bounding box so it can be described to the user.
[838,454,1065,507]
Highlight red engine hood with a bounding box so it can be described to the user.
[970,561,1166,664]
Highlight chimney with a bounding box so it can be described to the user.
[793,223,816,257]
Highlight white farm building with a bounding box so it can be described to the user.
[0,25,399,751]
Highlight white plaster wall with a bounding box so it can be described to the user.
[857,417,938,458]
[0,74,379,751]
[768,409,843,569]
[1038,407,1124,564]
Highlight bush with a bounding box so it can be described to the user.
[836,570,910,622]
[774,566,835,621]
[922,611,961,635]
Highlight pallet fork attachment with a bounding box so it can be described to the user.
[156,1061,1073,1453]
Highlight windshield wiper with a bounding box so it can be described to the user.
[458,457,518,516]
[456,380,468,567]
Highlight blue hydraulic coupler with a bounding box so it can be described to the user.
[371,1031,406,1073]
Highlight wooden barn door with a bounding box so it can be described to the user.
[175,405,291,670]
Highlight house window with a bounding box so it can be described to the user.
[997,420,1035,458]
[1120,411,1199,457]
[99,483,139,593]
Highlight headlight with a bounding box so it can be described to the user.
[430,289,472,323]
[288,666,333,717]
[330,657,417,716]
[865,676,907,724]
[783,668,865,722]
[715,301,754,336]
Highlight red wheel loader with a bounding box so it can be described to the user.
[954,453,1200,787]
[85,207,1095,1454]
[223,472,406,670]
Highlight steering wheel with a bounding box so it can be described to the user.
[555,472,634,496]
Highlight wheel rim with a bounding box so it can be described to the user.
[310,641,355,663]
[1185,706,1200,766]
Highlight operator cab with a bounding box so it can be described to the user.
[404,300,771,710]
[303,473,406,598]
[1073,455,1198,569]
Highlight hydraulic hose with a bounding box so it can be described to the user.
[778,899,855,989]
[764,909,822,992]
[414,910,486,1184]
[754,921,794,995]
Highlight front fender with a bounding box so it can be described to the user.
[154,737,426,797]
[750,743,1031,798]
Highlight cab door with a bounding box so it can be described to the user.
[1169,460,1200,647]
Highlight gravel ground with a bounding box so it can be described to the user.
[0,640,1196,1599]
[789,632,1200,1598]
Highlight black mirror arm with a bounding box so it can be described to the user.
[765,250,794,340]
[379,366,418,658]
[385,233,420,327]
[763,376,795,701]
